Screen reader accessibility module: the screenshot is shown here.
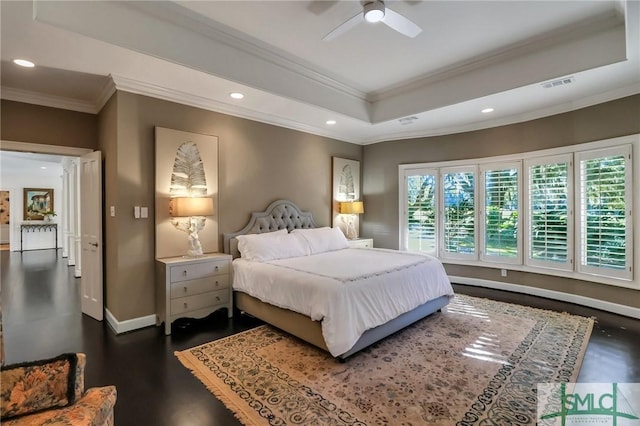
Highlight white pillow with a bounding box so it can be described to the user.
[236,229,310,262]
[291,227,349,254]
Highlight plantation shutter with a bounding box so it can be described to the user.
[481,162,521,263]
[441,167,477,260]
[577,145,632,280]
[405,170,438,255]
[525,155,573,271]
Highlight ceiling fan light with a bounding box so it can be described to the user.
[364,2,385,23]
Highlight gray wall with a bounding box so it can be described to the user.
[102,91,362,320]
[361,94,640,309]
[3,93,638,320]
[1,100,98,149]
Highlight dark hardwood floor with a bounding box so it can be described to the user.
[1,249,639,425]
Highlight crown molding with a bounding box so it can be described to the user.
[110,74,359,144]
[1,86,98,114]
[368,9,625,103]
[95,78,117,113]
[123,1,368,102]
[362,82,640,145]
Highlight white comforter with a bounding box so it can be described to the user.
[232,248,454,356]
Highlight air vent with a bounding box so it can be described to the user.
[542,76,575,89]
[399,116,418,125]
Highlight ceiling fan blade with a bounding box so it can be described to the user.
[382,8,422,38]
[322,12,363,41]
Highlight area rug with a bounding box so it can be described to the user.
[175,294,593,425]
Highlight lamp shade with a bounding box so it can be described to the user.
[339,201,364,215]
[169,197,213,217]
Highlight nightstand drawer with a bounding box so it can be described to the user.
[170,260,229,282]
[171,289,229,315]
[170,275,229,299]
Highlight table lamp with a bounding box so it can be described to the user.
[169,197,214,257]
[339,201,364,239]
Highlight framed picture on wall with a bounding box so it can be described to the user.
[23,188,54,220]
[155,127,219,258]
[331,157,361,236]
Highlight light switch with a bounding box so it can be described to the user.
[134,206,140,219]
[140,207,148,219]
[110,206,116,217]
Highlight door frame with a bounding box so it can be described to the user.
[0,140,103,319]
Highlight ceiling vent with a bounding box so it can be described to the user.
[542,76,575,89]
[399,116,418,125]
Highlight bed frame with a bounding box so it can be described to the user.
[223,199,450,360]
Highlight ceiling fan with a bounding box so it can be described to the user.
[323,0,422,41]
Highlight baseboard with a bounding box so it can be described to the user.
[449,276,640,319]
[105,308,157,334]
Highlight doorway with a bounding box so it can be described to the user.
[0,141,103,321]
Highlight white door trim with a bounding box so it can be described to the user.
[1,140,92,156]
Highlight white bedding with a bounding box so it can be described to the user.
[232,248,454,356]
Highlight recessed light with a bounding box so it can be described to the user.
[13,59,35,68]
[229,92,244,100]
[326,120,337,125]
[481,108,494,113]
[40,166,47,170]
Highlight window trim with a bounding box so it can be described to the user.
[575,145,633,280]
[440,165,478,261]
[400,167,439,256]
[479,161,522,265]
[523,154,574,272]
[398,134,639,290]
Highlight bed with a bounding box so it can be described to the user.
[223,200,454,360]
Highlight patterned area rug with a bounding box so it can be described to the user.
[176,294,593,425]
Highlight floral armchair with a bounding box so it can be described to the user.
[1,353,117,425]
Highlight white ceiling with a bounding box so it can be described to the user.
[1,0,639,145]
[0,151,65,177]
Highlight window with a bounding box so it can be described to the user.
[577,146,632,280]
[404,169,438,255]
[525,155,573,271]
[399,136,636,286]
[441,167,477,260]
[481,163,521,263]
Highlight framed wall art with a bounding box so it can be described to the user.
[331,157,361,237]
[23,188,54,220]
[155,127,219,258]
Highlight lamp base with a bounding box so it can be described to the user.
[183,252,204,259]
[345,215,358,240]
[171,216,206,257]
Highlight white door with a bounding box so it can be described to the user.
[80,151,103,321]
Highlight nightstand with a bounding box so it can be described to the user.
[347,238,374,248]
[156,253,232,335]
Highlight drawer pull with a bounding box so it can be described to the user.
[215,296,220,301]
[184,286,187,293]
[215,280,219,287]
[184,302,188,309]
[214,265,219,272]
[182,270,188,276]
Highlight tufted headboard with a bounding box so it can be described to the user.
[223,199,318,258]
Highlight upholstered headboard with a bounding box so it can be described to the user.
[223,199,318,257]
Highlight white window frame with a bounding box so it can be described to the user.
[479,161,522,265]
[398,134,638,289]
[575,145,633,280]
[400,167,439,256]
[524,154,574,271]
[439,165,478,261]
